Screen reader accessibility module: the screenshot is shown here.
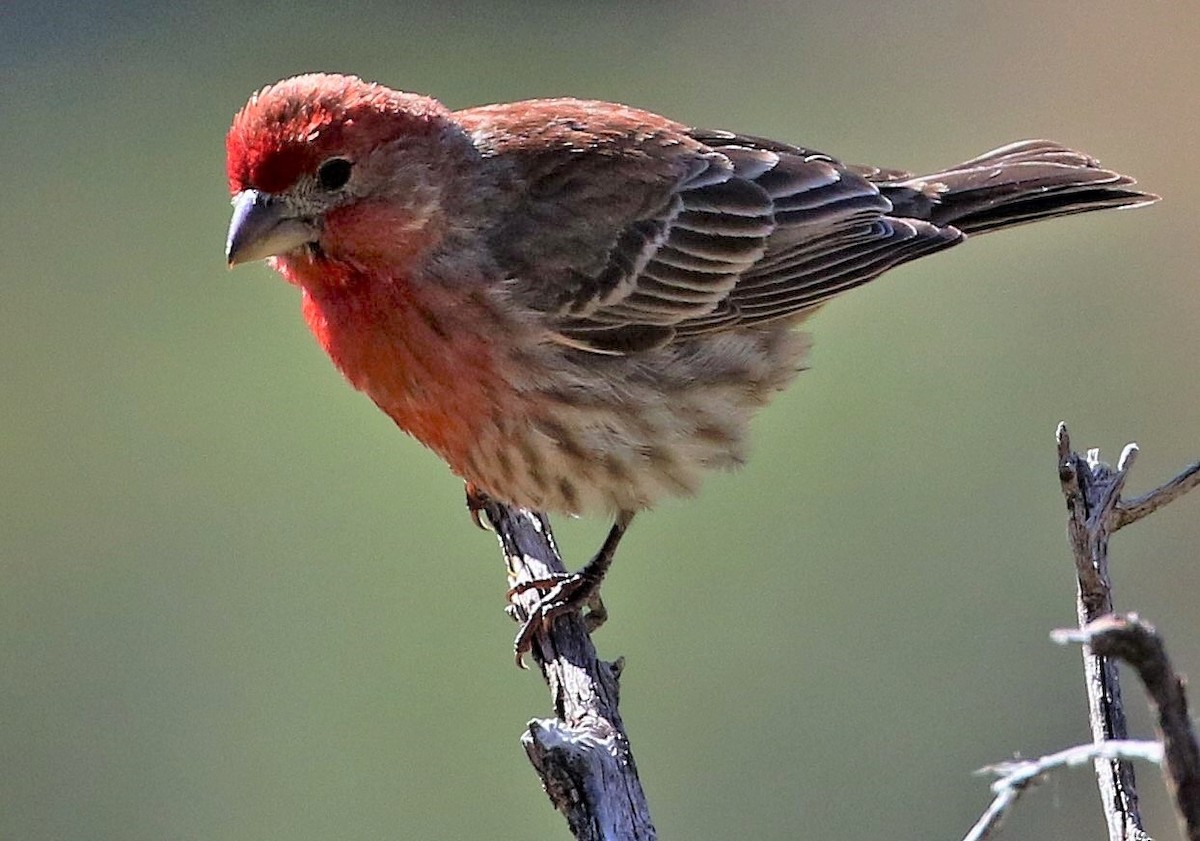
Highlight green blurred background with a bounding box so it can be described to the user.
[3,1,1198,839]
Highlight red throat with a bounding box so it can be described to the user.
[286,257,504,473]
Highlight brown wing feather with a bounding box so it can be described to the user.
[548,129,954,351]
[461,104,1152,355]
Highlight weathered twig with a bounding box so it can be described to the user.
[1056,616,1200,841]
[479,499,656,841]
[964,741,1165,841]
[1056,423,1200,841]
[1115,462,1200,530]
[1057,424,1146,840]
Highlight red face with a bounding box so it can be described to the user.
[224,74,453,269]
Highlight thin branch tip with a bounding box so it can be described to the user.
[1051,614,1152,649]
[1118,443,1140,473]
[1115,458,1200,529]
[1056,421,1071,450]
[964,742,1165,841]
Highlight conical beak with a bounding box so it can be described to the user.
[226,190,318,266]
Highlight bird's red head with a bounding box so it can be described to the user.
[224,74,469,272]
[226,73,450,196]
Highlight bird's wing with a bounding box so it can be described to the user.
[462,103,962,354]
[670,131,963,339]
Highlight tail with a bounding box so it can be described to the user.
[878,140,1157,235]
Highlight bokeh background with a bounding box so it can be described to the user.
[3,1,1198,839]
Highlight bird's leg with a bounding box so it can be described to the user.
[511,510,634,668]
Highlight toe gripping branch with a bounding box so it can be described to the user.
[508,514,629,668]
[466,485,632,668]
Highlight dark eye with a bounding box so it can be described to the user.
[316,157,353,191]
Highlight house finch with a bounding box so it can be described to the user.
[225,73,1154,662]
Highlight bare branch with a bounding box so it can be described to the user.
[1057,616,1200,841]
[479,499,656,841]
[963,741,1164,841]
[1056,423,1146,839]
[1057,423,1200,841]
[1115,461,1200,530]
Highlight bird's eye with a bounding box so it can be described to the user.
[316,157,353,191]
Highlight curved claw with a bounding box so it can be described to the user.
[464,482,491,531]
[513,615,541,669]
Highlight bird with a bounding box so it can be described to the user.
[225,73,1155,664]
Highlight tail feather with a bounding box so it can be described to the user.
[878,140,1157,235]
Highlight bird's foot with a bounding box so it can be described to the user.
[508,512,632,668]
[510,572,608,668]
